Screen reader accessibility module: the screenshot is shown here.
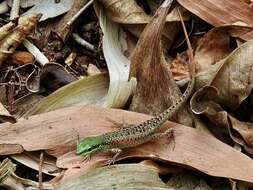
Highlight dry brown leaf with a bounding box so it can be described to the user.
[194,27,232,72]
[195,26,252,73]
[196,39,253,110]
[170,52,190,81]
[129,1,192,126]
[177,0,253,40]
[129,0,174,115]
[190,86,253,154]
[0,106,253,182]
[98,0,150,24]
[95,1,186,50]
[9,51,34,65]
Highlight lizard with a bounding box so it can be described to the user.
[76,8,195,164]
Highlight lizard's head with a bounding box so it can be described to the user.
[76,136,103,156]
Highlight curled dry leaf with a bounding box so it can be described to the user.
[54,164,168,190]
[98,0,189,24]
[196,39,253,110]
[190,86,253,154]
[95,1,186,51]
[0,14,41,66]
[129,0,192,127]
[24,73,109,116]
[129,0,174,115]
[99,7,136,108]
[1,106,253,183]
[98,0,150,24]
[194,27,232,72]
[39,62,77,92]
[9,51,34,65]
[177,0,253,40]
[195,25,252,73]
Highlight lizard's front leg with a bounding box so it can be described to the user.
[107,148,122,165]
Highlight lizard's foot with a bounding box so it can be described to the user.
[164,128,175,150]
[81,154,91,163]
[106,148,122,165]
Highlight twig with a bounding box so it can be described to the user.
[177,8,194,74]
[72,33,96,52]
[38,152,44,190]
[66,0,94,26]
[23,39,49,66]
[10,0,21,20]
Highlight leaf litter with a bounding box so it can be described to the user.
[0,0,253,189]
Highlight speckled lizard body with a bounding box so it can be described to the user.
[76,8,195,164]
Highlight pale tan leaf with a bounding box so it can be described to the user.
[25,73,109,116]
[99,8,136,108]
[54,164,168,190]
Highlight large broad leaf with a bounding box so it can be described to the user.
[0,106,253,183]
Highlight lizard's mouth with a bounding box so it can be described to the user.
[77,145,100,155]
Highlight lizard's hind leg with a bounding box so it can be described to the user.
[151,128,175,149]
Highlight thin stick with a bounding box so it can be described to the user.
[23,39,49,66]
[177,8,195,75]
[72,33,96,52]
[66,0,94,26]
[38,152,44,190]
